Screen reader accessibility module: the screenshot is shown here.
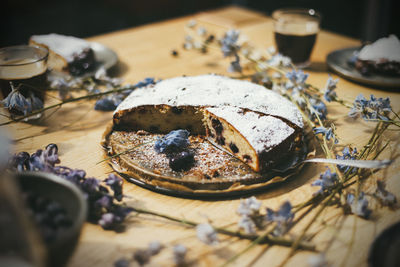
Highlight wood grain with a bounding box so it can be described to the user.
[3,6,400,267]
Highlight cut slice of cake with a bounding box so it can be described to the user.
[29,33,96,76]
[204,106,300,172]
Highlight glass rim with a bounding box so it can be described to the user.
[272,8,321,22]
[0,45,49,67]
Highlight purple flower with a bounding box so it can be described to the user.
[104,174,124,201]
[336,146,358,173]
[95,97,119,111]
[265,201,294,236]
[10,151,31,171]
[221,29,240,57]
[348,94,391,121]
[95,195,113,211]
[81,178,100,194]
[148,241,163,255]
[114,258,130,267]
[228,54,242,73]
[134,77,155,88]
[375,180,397,208]
[323,76,339,102]
[196,223,218,245]
[9,144,132,231]
[312,168,338,195]
[313,126,338,143]
[346,192,371,219]
[98,212,121,229]
[173,244,187,265]
[237,196,261,216]
[154,129,190,154]
[286,69,309,85]
[268,53,292,67]
[238,215,257,234]
[44,143,60,166]
[310,98,328,121]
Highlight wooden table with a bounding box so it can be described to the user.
[5,6,400,267]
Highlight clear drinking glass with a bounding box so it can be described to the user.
[0,45,48,116]
[273,8,321,68]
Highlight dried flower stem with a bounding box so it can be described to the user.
[0,86,134,126]
[131,207,316,251]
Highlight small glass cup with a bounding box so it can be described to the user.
[0,45,48,116]
[272,8,321,68]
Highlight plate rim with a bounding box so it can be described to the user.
[326,47,400,88]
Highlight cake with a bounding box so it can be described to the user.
[112,75,303,173]
[355,35,400,76]
[29,33,96,76]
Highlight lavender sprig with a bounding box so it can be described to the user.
[9,144,132,230]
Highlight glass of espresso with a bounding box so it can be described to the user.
[0,45,48,117]
[273,8,321,68]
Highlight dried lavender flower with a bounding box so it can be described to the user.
[237,196,261,216]
[133,249,151,265]
[286,69,308,85]
[312,168,338,195]
[237,196,263,233]
[196,223,218,245]
[104,174,124,201]
[375,180,397,208]
[336,146,358,173]
[9,144,133,231]
[238,215,257,234]
[173,244,187,265]
[348,94,391,121]
[265,201,294,236]
[313,127,338,143]
[154,129,190,154]
[148,241,164,255]
[114,258,130,267]
[310,98,328,121]
[323,76,339,102]
[220,29,240,57]
[228,54,242,73]
[308,253,330,267]
[346,192,371,219]
[268,53,292,68]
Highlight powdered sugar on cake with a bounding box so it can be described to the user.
[30,33,92,62]
[115,75,304,128]
[358,35,400,62]
[205,106,294,154]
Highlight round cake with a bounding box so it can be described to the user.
[102,74,306,194]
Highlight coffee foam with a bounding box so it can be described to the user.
[275,16,319,35]
[0,59,46,80]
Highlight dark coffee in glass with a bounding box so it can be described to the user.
[273,9,320,68]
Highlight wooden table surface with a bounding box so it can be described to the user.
[4,6,400,267]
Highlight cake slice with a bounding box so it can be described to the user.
[204,106,300,172]
[356,35,400,76]
[29,33,96,76]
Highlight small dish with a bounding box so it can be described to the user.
[368,221,400,267]
[17,171,87,267]
[326,47,400,88]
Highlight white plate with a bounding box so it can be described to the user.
[326,47,400,88]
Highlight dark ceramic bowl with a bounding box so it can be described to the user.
[16,171,87,267]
